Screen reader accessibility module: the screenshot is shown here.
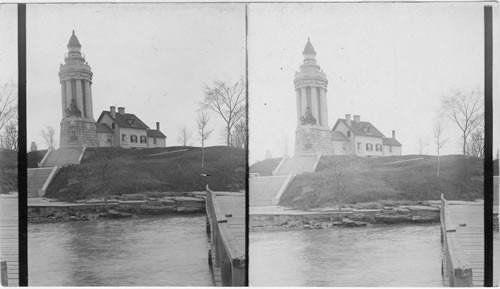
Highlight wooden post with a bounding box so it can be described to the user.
[452,267,473,287]
[231,260,246,286]
[1,261,8,286]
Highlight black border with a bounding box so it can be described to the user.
[17,3,27,287]
[483,5,493,288]
[244,3,249,287]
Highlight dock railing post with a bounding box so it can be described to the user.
[1,260,8,286]
[231,259,246,286]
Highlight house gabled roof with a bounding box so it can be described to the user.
[331,131,349,142]
[96,123,113,134]
[383,137,402,146]
[97,111,149,130]
[332,119,385,138]
[147,129,166,138]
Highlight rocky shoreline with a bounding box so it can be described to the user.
[28,192,206,223]
[250,200,442,231]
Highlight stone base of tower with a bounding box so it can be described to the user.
[295,125,334,155]
[60,117,98,148]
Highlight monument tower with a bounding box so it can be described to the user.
[294,38,332,155]
[58,30,98,148]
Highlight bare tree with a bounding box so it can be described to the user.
[418,137,424,155]
[197,108,213,169]
[0,82,17,133]
[467,127,484,159]
[41,126,56,149]
[334,160,348,223]
[177,126,192,147]
[231,119,247,149]
[203,80,245,146]
[442,90,483,156]
[1,121,18,151]
[433,120,447,176]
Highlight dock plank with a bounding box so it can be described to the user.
[445,202,498,287]
[0,194,18,287]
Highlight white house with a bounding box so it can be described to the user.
[96,106,166,148]
[331,114,401,157]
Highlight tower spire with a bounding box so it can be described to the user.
[303,37,316,56]
[67,30,81,49]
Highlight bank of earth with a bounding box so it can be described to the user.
[28,146,245,223]
[251,155,489,230]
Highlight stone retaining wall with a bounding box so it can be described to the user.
[251,203,441,231]
[28,195,206,223]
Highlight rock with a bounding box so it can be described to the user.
[160,198,176,206]
[107,209,133,219]
[142,205,176,215]
[355,202,384,210]
[375,214,410,224]
[394,207,410,215]
[381,200,397,206]
[406,205,440,217]
[411,215,439,223]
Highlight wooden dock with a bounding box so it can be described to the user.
[0,194,18,287]
[440,195,497,287]
[205,187,245,286]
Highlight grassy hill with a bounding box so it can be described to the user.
[0,149,17,193]
[276,155,484,210]
[250,157,282,176]
[27,149,48,168]
[46,146,245,202]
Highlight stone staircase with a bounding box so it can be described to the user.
[27,168,54,198]
[273,154,320,175]
[41,147,84,167]
[249,175,289,207]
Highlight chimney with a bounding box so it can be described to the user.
[156,122,160,131]
[392,130,396,139]
[110,106,116,118]
[118,107,125,115]
[353,115,360,122]
[345,114,351,126]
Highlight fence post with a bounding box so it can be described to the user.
[1,260,8,286]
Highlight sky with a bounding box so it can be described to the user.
[25,3,245,149]
[248,2,500,164]
[1,3,499,163]
[0,5,17,93]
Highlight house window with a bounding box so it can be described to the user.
[107,136,112,143]
[140,136,147,143]
[122,134,127,142]
[347,131,351,137]
[389,146,392,153]
[112,123,115,129]
[357,142,361,151]
[376,144,382,151]
[153,137,157,145]
[366,143,373,151]
[130,135,138,143]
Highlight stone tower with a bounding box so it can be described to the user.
[58,30,98,148]
[294,38,332,155]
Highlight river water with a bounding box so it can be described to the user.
[250,224,443,287]
[28,215,212,286]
